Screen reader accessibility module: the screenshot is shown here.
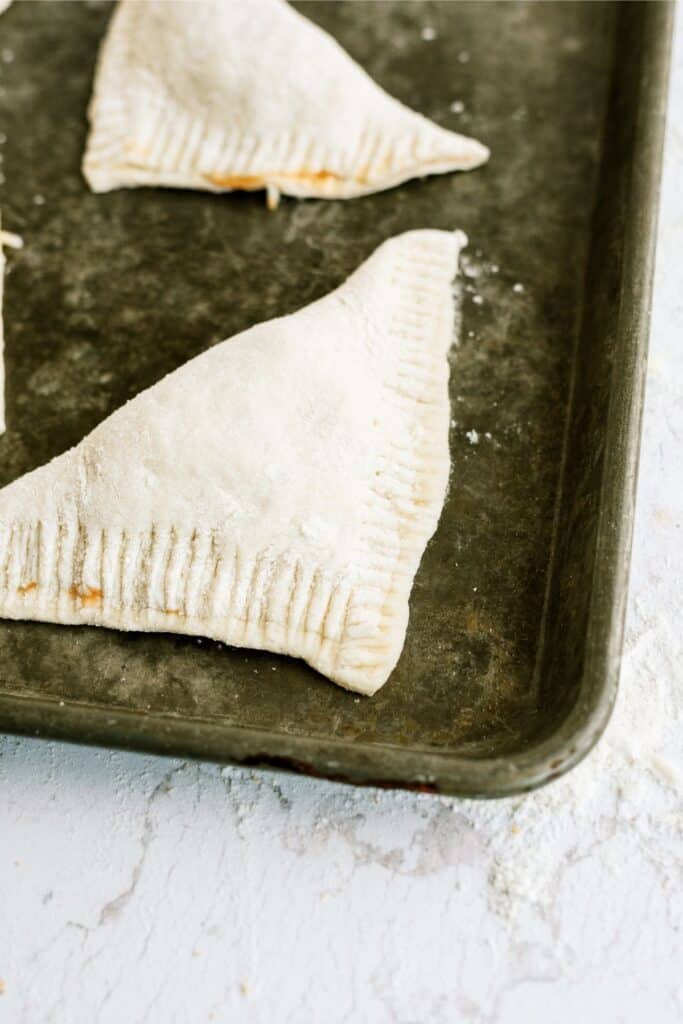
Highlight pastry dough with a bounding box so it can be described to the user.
[0,2,12,15]
[83,0,489,203]
[0,229,464,693]
[0,219,23,436]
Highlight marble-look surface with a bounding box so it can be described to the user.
[1,13,682,1024]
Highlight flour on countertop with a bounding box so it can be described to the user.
[474,611,683,917]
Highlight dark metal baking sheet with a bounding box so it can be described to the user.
[0,1,672,796]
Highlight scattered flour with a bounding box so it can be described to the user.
[466,612,683,919]
[460,253,481,279]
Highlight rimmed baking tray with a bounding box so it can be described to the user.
[0,1,672,796]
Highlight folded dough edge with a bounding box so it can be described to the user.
[0,229,463,694]
[83,0,489,201]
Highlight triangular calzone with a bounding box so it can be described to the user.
[83,0,489,203]
[0,230,463,694]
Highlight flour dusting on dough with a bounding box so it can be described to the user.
[83,0,489,201]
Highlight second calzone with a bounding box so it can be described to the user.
[83,0,489,204]
[0,230,464,694]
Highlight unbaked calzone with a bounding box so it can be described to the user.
[83,0,489,205]
[0,229,463,693]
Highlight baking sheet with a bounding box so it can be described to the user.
[0,1,672,795]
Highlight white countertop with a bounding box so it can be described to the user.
[1,14,682,1024]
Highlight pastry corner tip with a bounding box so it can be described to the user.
[470,138,491,167]
[453,228,469,252]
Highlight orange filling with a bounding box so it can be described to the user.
[17,581,37,595]
[208,174,264,189]
[68,585,103,606]
[206,168,367,189]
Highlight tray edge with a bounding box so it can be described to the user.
[0,0,674,798]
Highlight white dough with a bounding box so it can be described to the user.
[0,229,464,693]
[83,0,489,202]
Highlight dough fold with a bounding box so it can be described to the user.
[0,230,464,693]
[83,0,489,202]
